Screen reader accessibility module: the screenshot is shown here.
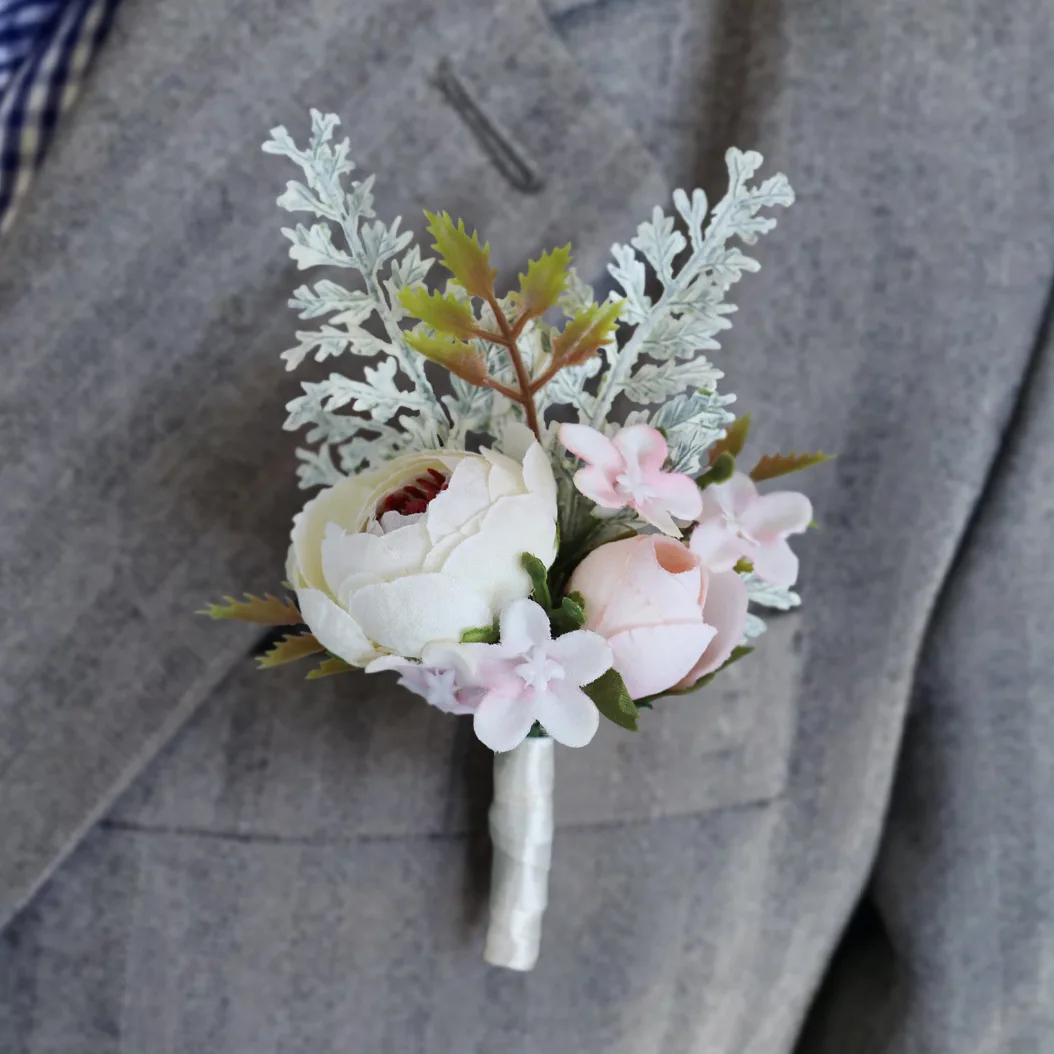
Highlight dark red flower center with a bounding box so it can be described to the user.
[377,468,449,518]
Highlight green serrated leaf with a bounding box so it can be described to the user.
[708,414,751,464]
[256,633,325,669]
[521,552,552,609]
[582,668,639,731]
[403,330,487,385]
[552,298,624,367]
[749,450,833,482]
[516,244,572,319]
[424,211,496,299]
[306,655,355,679]
[197,593,302,625]
[397,286,479,339]
[696,451,735,488]
[549,593,586,635]
[461,624,500,644]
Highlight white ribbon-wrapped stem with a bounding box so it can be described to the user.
[484,737,555,971]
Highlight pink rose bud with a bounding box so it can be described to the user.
[568,534,748,700]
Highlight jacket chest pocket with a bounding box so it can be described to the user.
[553,614,802,827]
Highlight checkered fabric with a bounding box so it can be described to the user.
[0,0,118,235]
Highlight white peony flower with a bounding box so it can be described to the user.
[287,429,558,664]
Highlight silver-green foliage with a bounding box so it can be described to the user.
[266,112,793,492]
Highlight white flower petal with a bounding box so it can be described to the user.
[521,440,559,507]
[613,424,668,475]
[750,539,800,587]
[481,447,526,500]
[499,421,537,462]
[500,598,552,653]
[347,574,491,658]
[420,530,464,574]
[425,458,492,541]
[689,520,745,572]
[533,682,600,748]
[743,491,813,542]
[474,690,537,752]
[635,501,681,536]
[296,588,378,666]
[438,494,556,611]
[421,641,500,686]
[322,519,430,595]
[720,471,759,515]
[364,654,413,675]
[285,542,302,589]
[547,630,613,687]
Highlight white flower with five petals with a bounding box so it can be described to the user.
[427,598,613,752]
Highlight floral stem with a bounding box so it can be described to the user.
[484,378,523,402]
[528,357,563,395]
[485,293,542,441]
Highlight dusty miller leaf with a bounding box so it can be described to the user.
[624,358,723,404]
[742,572,801,610]
[266,112,447,486]
[631,205,687,284]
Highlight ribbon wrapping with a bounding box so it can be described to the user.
[484,737,555,971]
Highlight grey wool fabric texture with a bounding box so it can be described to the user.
[1,0,1053,1050]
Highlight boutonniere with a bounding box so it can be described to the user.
[203,110,830,970]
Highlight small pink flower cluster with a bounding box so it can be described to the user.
[560,423,811,701]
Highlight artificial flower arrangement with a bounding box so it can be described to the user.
[203,111,828,970]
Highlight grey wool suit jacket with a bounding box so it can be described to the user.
[2,0,1053,1050]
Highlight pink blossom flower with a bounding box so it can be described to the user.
[689,471,812,587]
[569,534,748,699]
[427,598,613,752]
[365,654,483,715]
[559,423,703,536]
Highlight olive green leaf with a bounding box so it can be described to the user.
[696,450,735,488]
[550,592,586,636]
[707,413,751,464]
[515,245,572,320]
[521,552,552,610]
[461,624,500,644]
[552,298,624,367]
[256,633,325,669]
[583,668,639,731]
[397,286,480,339]
[198,593,302,625]
[749,451,832,482]
[402,330,488,385]
[424,211,497,299]
[306,655,355,679]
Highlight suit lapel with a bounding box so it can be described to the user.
[0,0,664,930]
